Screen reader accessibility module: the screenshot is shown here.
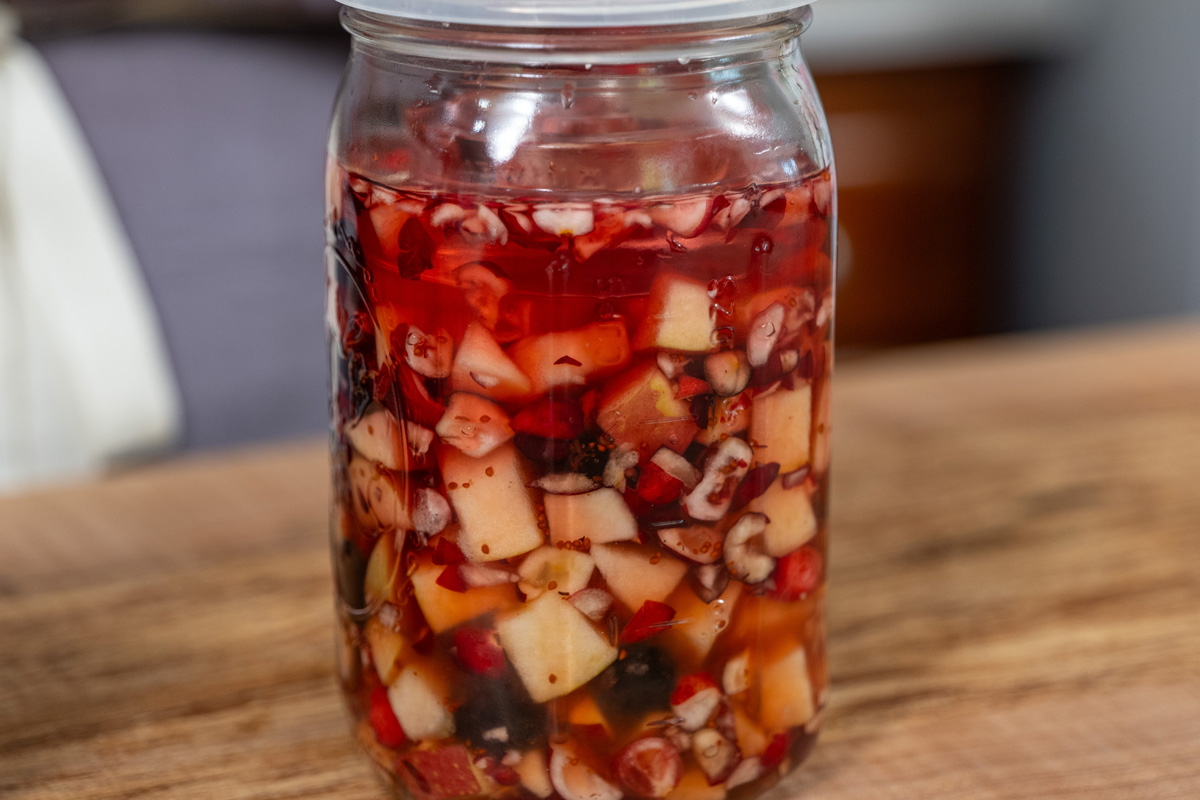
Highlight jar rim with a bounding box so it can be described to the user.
[335,0,815,29]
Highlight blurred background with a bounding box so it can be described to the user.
[1,0,1197,490]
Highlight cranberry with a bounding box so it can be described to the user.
[614,737,683,798]
[452,627,506,677]
[368,686,407,748]
[770,546,823,601]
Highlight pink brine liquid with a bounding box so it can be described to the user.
[327,158,833,800]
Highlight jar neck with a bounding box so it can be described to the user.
[341,8,811,70]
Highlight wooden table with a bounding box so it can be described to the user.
[2,322,1198,799]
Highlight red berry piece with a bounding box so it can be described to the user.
[770,546,823,601]
[511,395,585,440]
[760,732,790,769]
[675,375,711,400]
[634,463,684,506]
[729,462,780,511]
[614,737,684,798]
[435,565,468,593]
[452,627,506,677]
[621,600,677,644]
[368,686,407,748]
[431,536,466,566]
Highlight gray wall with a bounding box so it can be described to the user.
[1009,0,1200,330]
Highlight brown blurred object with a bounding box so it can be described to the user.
[819,66,1022,348]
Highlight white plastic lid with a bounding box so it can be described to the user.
[336,0,814,28]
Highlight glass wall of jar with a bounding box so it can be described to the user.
[325,6,834,799]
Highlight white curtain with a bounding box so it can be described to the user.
[0,10,181,492]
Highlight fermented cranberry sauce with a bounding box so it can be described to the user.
[327,158,833,800]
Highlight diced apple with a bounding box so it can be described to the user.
[507,320,632,395]
[435,393,513,458]
[731,706,768,759]
[590,543,688,612]
[733,287,815,344]
[569,587,614,621]
[411,557,520,633]
[749,383,812,472]
[365,613,408,685]
[811,376,831,476]
[545,488,638,546]
[346,404,431,472]
[530,472,597,495]
[748,481,817,557]
[567,693,613,735]
[648,197,713,239]
[388,660,456,741]
[662,581,742,664]
[597,361,698,461]
[722,650,751,696]
[759,644,815,731]
[454,262,512,332]
[533,203,595,237]
[496,592,618,703]
[518,545,595,600]
[515,749,554,799]
[695,391,753,446]
[450,322,533,402]
[634,273,717,353]
[664,768,726,800]
[403,324,454,379]
[440,443,544,562]
[364,531,403,606]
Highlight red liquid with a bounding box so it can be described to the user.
[327,162,833,800]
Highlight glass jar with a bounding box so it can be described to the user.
[325,3,834,799]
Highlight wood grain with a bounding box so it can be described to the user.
[2,321,1198,799]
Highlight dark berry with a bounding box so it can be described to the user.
[592,645,675,720]
[453,676,547,755]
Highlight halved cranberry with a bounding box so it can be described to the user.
[635,463,685,506]
[431,536,466,566]
[729,462,780,511]
[770,547,822,601]
[435,565,468,593]
[621,600,676,644]
[675,375,711,400]
[511,395,586,441]
[760,733,790,770]
[614,737,683,798]
[452,627,506,677]
[368,685,407,748]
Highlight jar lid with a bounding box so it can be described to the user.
[336,0,815,28]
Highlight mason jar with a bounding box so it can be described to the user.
[325,2,834,798]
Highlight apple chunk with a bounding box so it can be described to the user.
[450,322,533,402]
[634,273,717,353]
[346,404,431,472]
[496,592,618,703]
[597,361,698,462]
[750,383,812,472]
[662,580,742,664]
[440,443,544,562]
[507,320,632,395]
[411,557,519,633]
[545,488,638,546]
[590,543,688,612]
[518,545,595,600]
[388,660,456,741]
[749,481,817,557]
[759,644,815,731]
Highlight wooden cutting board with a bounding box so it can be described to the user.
[2,322,1198,799]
